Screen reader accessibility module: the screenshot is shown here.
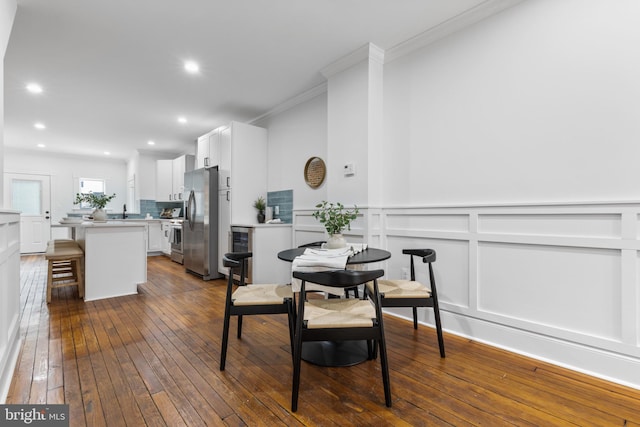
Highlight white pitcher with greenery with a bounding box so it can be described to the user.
[74,192,116,221]
[312,201,359,249]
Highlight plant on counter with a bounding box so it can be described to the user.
[253,196,267,223]
[253,196,266,212]
[74,192,116,209]
[312,201,359,235]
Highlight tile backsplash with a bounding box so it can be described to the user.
[139,200,183,219]
[267,190,293,224]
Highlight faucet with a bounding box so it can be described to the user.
[122,204,127,219]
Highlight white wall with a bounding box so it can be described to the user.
[326,61,370,205]
[4,148,127,223]
[256,92,328,210]
[383,0,640,206]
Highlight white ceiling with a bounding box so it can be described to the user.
[5,0,508,160]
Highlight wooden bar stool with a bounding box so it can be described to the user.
[45,240,84,303]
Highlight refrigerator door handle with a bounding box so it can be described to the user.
[187,190,196,231]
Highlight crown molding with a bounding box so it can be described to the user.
[320,43,385,79]
[385,0,525,63]
[249,81,328,124]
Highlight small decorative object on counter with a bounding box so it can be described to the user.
[253,196,266,223]
[74,192,116,222]
[312,201,359,249]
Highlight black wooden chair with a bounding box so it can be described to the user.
[220,252,295,371]
[365,248,445,357]
[291,269,391,412]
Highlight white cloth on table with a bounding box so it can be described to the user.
[291,247,351,296]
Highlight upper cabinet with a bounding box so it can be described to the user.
[156,160,173,202]
[196,134,208,169]
[196,129,221,169]
[225,121,267,224]
[156,154,194,202]
[218,125,231,190]
[172,155,190,201]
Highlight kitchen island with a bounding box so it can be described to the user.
[55,221,147,301]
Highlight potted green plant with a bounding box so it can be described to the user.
[312,201,359,248]
[253,196,266,223]
[74,192,116,221]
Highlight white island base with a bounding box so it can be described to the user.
[75,222,147,301]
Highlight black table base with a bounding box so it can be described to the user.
[302,340,369,367]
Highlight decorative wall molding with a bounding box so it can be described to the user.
[0,211,21,403]
[294,201,640,390]
[249,82,327,125]
[385,0,525,63]
[320,43,385,79]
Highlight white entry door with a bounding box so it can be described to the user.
[4,173,52,253]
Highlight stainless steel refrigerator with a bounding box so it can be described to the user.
[183,167,222,280]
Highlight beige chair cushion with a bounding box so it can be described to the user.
[45,243,83,260]
[368,279,431,299]
[232,284,293,306]
[304,298,375,329]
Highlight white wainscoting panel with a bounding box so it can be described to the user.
[480,214,621,238]
[477,242,621,341]
[294,202,640,389]
[386,213,469,233]
[0,212,21,403]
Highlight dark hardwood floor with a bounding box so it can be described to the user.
[7,254,640,426]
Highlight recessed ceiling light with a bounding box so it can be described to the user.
[177,116,187,124]
[37,143,45,148]
[184,60,199,74]
[147,140,155,145]
[26,83,43,94]
[34,122,46,129]
[104,151,111,155]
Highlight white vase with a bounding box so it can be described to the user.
[92,208,107,221]
[326,233,347,249]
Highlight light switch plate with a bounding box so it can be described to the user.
[344,163,355,176]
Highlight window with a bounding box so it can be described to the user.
[78,178,106,209]
[12,179,42,215]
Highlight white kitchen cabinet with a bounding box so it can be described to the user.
[196,133,209,169]
[156,159,173,202]
[161,220,171,255]
[218,189,231,275]
[197,129,221,169]
[147,221,163,253]
[172,154,193,202]
[218,125,231,190]
[156,154,194,202]
[226,121,266,222]
[215,122,267,275]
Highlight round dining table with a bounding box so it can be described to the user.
[278,246,391,367]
